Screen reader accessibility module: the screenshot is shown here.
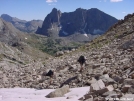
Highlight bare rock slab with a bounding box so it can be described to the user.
[90,79,105,92]
[46,85,70,98]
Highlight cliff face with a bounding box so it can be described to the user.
[36,8,61,36]
[36,8,118,37]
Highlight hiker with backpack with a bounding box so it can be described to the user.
[77,55,86,72]
[42,69,54,84]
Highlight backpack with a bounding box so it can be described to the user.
[46,70,54,77]
[77,55,86,63]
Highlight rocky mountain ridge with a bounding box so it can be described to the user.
[1,14,43,33]
[0,17,51,84]
[36,8,118,42]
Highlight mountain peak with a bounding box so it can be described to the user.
[36,8,118,38]
[52,8,58,12]
[1,14,12,22]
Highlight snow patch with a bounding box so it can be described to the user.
[83,33,88,37]
[0,87,90,101]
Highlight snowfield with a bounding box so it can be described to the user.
[0,87,90,101]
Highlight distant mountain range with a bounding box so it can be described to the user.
[1,8,118,42]
[36,8,118,41]
[1,14,43,33]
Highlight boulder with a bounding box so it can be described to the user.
[92,64,100,69]
[100,74,115,84]
[85,77,97,86]
[123,79,134,85]
[112,75,124,83]
[128,85,134,94]
[102,91,117,97]
[121,85,132,93]
[46,85,70,98]
[90,79,105,92]
[78,94,93,101]
[97,85,114,95]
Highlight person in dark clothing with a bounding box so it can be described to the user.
[45,70,54,84]
[77,55,86,72]
[46,70,54,77]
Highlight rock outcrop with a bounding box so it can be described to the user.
[36,8,118,39]
[46,85,70,98]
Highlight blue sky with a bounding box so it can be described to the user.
[0,0,133,21]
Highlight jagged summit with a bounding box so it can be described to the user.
[36,7,118,42]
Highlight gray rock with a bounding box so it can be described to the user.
[97,85,114,95]
[128,85,134,94]
[92,64,100,69]
[113,84,118,89]
[46,85,70,98]
[121,85,132,93]
[123,79,134,85]
[102,91,117,97]
[90,79,105,92]
[78,94,93,101]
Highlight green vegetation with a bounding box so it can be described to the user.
[32,38,82,56]
[21,34,84,56]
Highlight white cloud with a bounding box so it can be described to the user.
[110,0,123,2]
[46,0,57,3]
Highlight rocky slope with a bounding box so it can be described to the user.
[1,14,43,33]
[0,18,51,88]
[36,8,118,42]
[0,13,134,100]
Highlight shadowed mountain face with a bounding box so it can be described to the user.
[0,18,50,63]
[1,14,43,33]
[36,8,118,38]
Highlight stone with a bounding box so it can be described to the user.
[78,94,93,101]
[56,51,64,57]
[131,74,134,79]
[90,79,105,92]
[66,96,74,99]
[92,64,100,69]
[128,85,134,93]
[86,77,97,86]
[113,84,118,89]
[102,91,117,97]
[100,74,115,85]
[123,79,134,85]
[121,85,132,93]
[97,85,114,95]
[46,85,70,98]
[68,64,77,70]
[113,75,124,83]
[72,83,76,86]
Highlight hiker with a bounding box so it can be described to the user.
[42,69,54,84]
[77,55,86,72]
[46,70,54,77]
